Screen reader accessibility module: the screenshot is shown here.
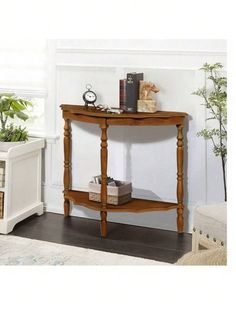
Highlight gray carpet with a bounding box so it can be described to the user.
[0,235,170,265]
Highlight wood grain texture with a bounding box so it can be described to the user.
[100,211,107,238]
[61,104,188,237]
[61,104,187,118]
[100,120,108,237]
[63,119,72,217]
[65,191,178,213]
[63,112,184,126]
[61,105,186,126]
[107,117,183,126]
[177,124,184,233]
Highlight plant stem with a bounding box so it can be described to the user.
[219,104,227,201]
[221,156,227,201]
[3,116,8,129]
[213,68,227,202]
[210,136,216,148]
[0,112,6,130]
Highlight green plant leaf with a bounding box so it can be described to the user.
[0,124,28,142]
[15,111,29,121]
[194,63,227,161]
[4,110,15,119]
[11,100,26,111]
[0,93,33,130]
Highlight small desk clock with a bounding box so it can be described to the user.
[83,84,97,107]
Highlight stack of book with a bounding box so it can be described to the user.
[0,161,5,188]
[119,72,144,113]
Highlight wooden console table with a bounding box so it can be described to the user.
[61,105,188,237]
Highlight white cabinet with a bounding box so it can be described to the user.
[0,138,45,234]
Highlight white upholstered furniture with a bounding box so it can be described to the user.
[192,203,227,252]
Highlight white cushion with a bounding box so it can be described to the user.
[194,203,227,243]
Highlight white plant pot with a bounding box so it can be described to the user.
[0,141,25,152]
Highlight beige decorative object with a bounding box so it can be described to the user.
[138,81,160,113]
[89,181,132,205]
[138,100,158,113]
[139,81,160,100]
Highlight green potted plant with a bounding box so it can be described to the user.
[0,93,32,151]
[193,63,227,201]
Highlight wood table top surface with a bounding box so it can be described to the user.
[61,104,188,119]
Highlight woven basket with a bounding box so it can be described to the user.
[89,192,132,205]
[88,181,132,205]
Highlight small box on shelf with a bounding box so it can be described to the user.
[89,180,132,205]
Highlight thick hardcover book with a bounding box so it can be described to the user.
[119,79,126,111]
[126,72,144,113]
[0,191,4,219]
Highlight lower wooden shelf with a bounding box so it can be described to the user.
[66,190,178,213]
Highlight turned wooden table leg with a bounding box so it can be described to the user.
[176,124,184,233]
[64,118,72,217]
[100,211,107,237]
[100,120,108,237]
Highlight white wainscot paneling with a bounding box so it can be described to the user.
[57,65,120,106]
[56,48,226,71]
[43,42,227,232]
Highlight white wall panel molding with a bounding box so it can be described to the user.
[56,63,202,71]
[55,43,226,72]
[46,41,57,136]
[0,87,47,98]
[55,39,226,52]
[29,132,60,143]
[56,57,226,72]
[56,47,226,57]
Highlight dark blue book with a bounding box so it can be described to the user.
[125,72,144,113]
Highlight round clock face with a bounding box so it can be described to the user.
[83,86,97,106]
[85,91,96,102]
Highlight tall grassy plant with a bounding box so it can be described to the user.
[193,63,227,201]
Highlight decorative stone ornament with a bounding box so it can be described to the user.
[138,81,160,113]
